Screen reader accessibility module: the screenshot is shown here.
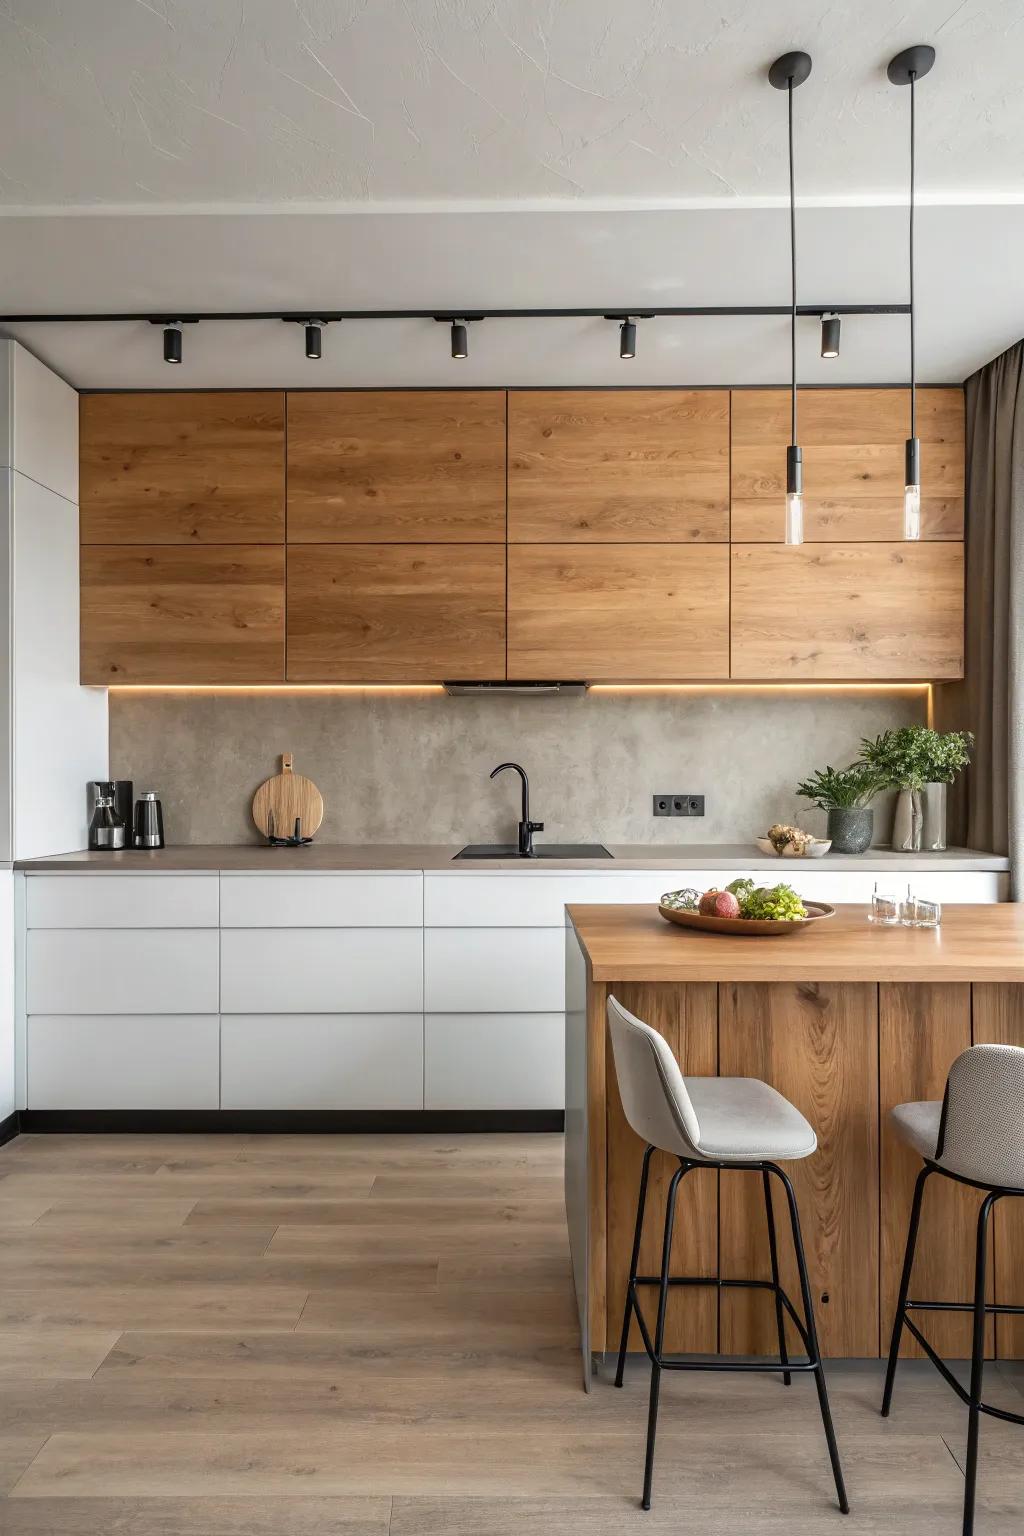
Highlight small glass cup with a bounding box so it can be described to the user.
[869,884,900,925]
[914,898,942,929]
[900,885,920,927]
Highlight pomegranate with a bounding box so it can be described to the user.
[698,888,740,919]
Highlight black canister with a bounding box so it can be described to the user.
[133,792,165,849]
[89,795,127,851]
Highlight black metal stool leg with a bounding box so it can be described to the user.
[616,1145,654,1388]
[772,1164,850,1515]
[642,1161,686,1511]
[962,1192,997,1536]
[882,1164,932,1417]
[762,1166,791,1386]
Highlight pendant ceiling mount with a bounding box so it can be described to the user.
[768,51,812,90]
[887,44,935,85]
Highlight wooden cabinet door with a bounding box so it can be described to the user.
[731,388,964,541]
[719,982,879,1359]
[508,389,729,542]
[80,392,285,544]
[287,391,506,543]
[287,544,506,682]
[80,547,285,683]
[507,544,729,681]
[730,542,964,679]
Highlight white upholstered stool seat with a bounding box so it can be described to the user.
[890,1100,943,1162]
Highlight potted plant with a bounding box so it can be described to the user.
[795,763,885,854]
[859,728,973,851]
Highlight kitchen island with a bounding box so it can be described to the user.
[564,902,1024,1387]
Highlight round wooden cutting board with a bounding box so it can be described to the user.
[251,753,324,841]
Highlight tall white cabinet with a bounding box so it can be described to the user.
[0,342,107,1122]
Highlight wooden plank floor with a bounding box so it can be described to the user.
[0,1131,1021,1533]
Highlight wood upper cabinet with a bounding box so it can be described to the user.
[730,542,965,679]
[731,388,964,542]
[287,391,506,542]
[80,392,285,543]
[287,544,506,682]
[80,547,285,684]
[508,389,729,542]
[507,545,729,681]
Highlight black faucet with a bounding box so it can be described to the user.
[490,761,544,857]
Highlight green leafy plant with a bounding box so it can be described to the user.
[859,728,974,791]
[795,763,884,811]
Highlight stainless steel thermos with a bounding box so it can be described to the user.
[133,791,165,849]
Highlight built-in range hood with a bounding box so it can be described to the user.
[443,681,589,697]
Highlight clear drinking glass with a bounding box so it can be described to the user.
[900,885,920,927]
[869,883,900,925]
[914,898,942,929]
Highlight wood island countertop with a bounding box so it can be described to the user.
[567,902,1024,983]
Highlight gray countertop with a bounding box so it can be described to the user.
[14,843,1011,873]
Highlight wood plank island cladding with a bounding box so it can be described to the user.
[564,904,1024,1377]
[78,386,965,684]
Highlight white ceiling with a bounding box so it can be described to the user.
[1,0,1020,204]
[0,0,1022,388]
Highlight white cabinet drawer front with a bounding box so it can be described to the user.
[220,929,423,1013]
[221,1014,423,1109]
[425,1014,564,1110]
[760,870,1006,905]
[220,873,422,928]
[424,928,564,1012]
[26,874,219,929]
[28,1015,219,1109]
[27,930,219,1014]
[425,872,722,927]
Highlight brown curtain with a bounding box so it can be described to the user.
[937,341,1024,896]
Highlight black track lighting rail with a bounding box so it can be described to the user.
[0,303,908,324]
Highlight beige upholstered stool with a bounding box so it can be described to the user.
[607,994,848,1515]
[883,1043,1024,1536]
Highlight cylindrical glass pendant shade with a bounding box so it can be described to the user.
[903,437,921,540]
[785,444,804,545]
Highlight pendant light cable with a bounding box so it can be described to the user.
[789,77,797,449]
[909,72,916,444]
[770,49,810,545]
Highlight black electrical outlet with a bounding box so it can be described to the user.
[653,794,705,818]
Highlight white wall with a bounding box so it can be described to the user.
[0,871,12,1120]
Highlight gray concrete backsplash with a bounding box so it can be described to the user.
[108,689,926,847]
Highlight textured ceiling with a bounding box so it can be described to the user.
[0,0,1021,205]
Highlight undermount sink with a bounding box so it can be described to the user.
[454,843,613,860]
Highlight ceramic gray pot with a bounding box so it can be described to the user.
[827,805,874,854]
[892,788,923,852]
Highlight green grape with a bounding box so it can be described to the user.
[738,883,807,921]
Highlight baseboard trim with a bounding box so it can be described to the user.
[16,1109,565,1135]
[0,1109,19,1147]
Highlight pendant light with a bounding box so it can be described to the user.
[770,51,812,545]
[888,44,935,541]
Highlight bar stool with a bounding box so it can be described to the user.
[882,1043,1024,1536]
[607,994,849,1515]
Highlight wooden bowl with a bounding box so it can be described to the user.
[657,902,836,937]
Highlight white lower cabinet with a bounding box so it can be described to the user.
[28,1015,219,1109]
[221,1014,423,1109]
[424,928,565,1013]
[26,929,219,1014]
[220,928,423,1013]
[425,1013,563,1110]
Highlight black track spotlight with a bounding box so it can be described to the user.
[163,324,182,365]
[305,322,323,360]
[820,313,841,358]
[619,318,637,359]
[451,320,469,359]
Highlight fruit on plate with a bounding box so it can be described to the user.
[661,880,807,923]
